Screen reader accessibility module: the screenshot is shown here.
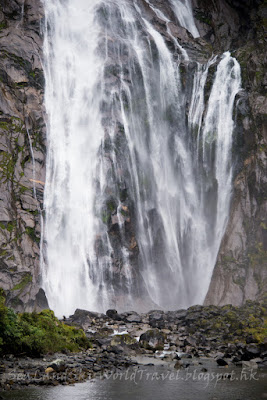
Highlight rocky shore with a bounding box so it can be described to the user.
[0,301,266,391]
[0,350,134,390]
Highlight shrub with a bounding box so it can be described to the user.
[0,289,91,357]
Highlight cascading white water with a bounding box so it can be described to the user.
[42,0,105,315]
[170,0,200,38]
[42,0,241,316]
[187,52,242,304]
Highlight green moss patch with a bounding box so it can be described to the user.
[25,227,40,244]
[12,273,32,292]
[0,289,91,357]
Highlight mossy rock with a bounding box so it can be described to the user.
[110,334,136,346]
[139,329,165,351]
[95,327,114,338]
[12,273,32,292]
[0,290,91,357]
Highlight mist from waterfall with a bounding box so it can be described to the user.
[41,0,241,317]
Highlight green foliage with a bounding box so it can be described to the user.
[12,273,32,292]
[0,289,91,357]
[101,198,117,224]
[101,210,110,224]
[25,227,40,244]
[7,221,16,233]
[194,10,212,26]
[0,152,16,182]
[0,21,7,30]
[244,314,267,343]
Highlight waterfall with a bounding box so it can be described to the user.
[170,0,200,38]
[41,0,241,317]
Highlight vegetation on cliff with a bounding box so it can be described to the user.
[0,289,91,357]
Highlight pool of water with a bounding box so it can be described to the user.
[1,364,267,400]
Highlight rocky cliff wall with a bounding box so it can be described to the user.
[0,0,47,311]
[0,0,265,311]
[201,0,267,305]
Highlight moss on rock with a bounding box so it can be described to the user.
[0,289,91,357]
[12,273,32,292]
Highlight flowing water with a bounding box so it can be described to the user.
[170,0,200,38]
[41,0,241,316]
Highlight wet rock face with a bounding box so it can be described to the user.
[0,0,48,311]
[97,0,266,308]
[204,0,267,306]
[0,0,265,311]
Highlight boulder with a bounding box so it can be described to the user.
[242,344,261,361]
[175,310,187,320]
[216,358,228,366]
[110,334,137,346]
[174,360,183,369]
[149,311,165,329]
[139,329,165,351]
[184,337,197,347]
[47,359,66,373]
[125,312,142,323]
[69,309,107,329]
[106,309,122,320]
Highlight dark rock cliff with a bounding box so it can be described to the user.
[200,0,267,305]
[0,0,48,311]
[0,0,265,310]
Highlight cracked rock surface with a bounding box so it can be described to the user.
[0,0,48,311]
